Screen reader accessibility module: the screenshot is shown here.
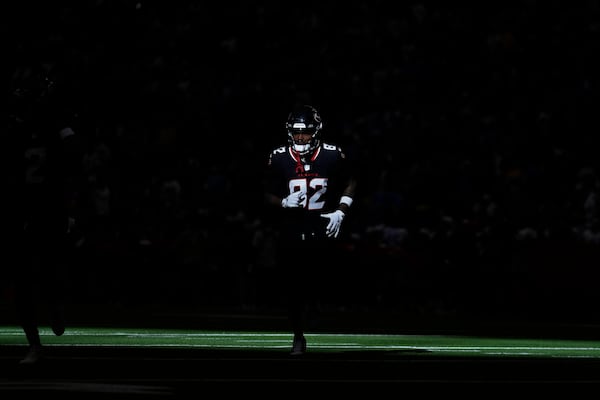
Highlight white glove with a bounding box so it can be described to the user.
[320,209,345,238]
[281,190,306,208]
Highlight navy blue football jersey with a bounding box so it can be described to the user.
[265,143,353,239]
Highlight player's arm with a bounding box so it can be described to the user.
[336,176,357,215]
[59,126,85,233]
[263,151,306,209]
[320,175,357,238]
[265,192,283,207]
[320,148,357,238]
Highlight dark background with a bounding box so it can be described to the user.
[4,0,600,326]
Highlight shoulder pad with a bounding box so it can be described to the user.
[271,146,287,154]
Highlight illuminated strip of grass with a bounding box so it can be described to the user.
[2,326,600,358]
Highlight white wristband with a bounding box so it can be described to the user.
[340,196,353,207]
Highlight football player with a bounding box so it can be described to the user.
[264,104,357,355]
[6,64,85,365]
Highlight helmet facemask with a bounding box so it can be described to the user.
[288,127,321,155]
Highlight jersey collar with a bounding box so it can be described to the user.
[288,146,320,163]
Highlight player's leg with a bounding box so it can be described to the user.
[279,238,309,355]
[15,252,44,364]
[43,219,70,337]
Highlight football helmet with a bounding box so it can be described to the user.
[286,105,323,155]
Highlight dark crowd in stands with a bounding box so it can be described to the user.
[5,0,600,323]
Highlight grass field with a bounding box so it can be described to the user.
[3,308,600,396]
[0,337,599,397]
[4,325,600,358]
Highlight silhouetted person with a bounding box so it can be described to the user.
[5,62,84,364]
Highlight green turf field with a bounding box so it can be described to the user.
[3,325,600,359]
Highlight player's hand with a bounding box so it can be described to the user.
[320,209,345,238]
[281,190,306,208]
